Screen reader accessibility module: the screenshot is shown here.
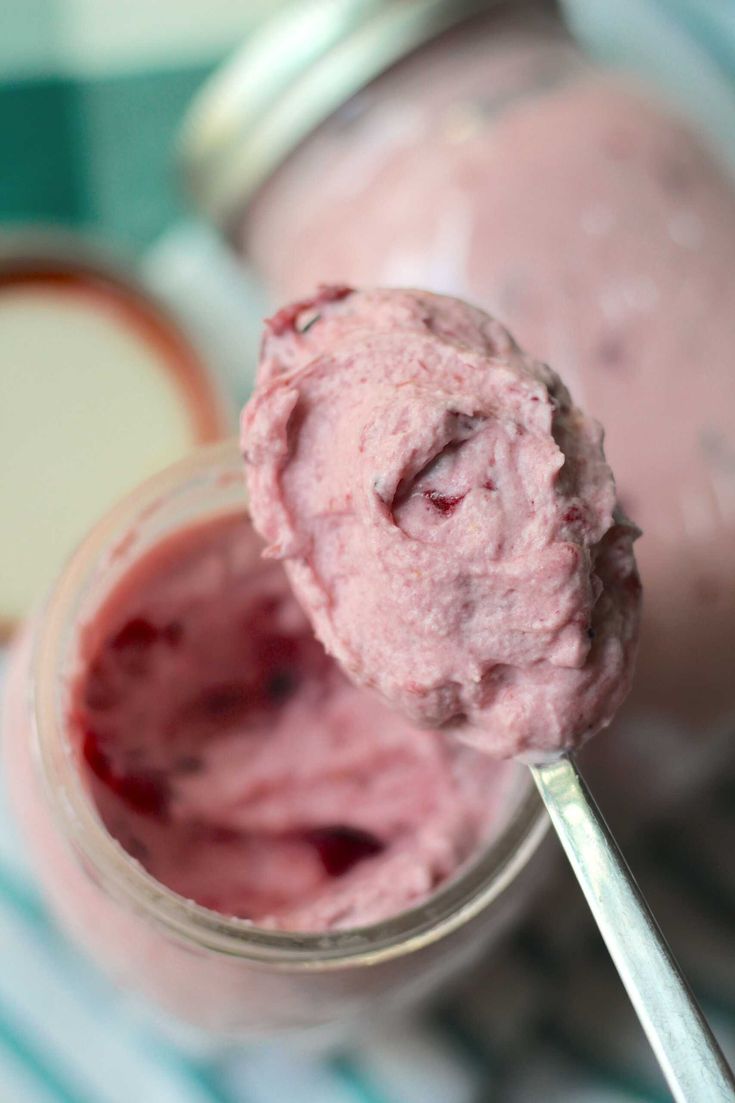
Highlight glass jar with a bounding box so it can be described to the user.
[181,0,735,828]
[0,228,232,640]
[2,441,547,1043]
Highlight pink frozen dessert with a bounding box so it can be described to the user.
[70,510,513,930]
[246,68,735,803]
[242,287,641,760]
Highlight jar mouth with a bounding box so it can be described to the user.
[32,439,548,968]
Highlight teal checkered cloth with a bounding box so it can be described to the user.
[2,2,735,1100]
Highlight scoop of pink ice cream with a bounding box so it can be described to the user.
[242,287,641,759]
[247,66,735,805]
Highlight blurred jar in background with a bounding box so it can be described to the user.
[183,0,735,826]
[2,443,546,1043]
[0,234,232,638]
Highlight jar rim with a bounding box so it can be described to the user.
[31,440,548,969]
[179,0,562,229]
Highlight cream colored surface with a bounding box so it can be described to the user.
[0,289,198,624]
[0,0,273,78]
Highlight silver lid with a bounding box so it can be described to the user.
[180,0,553,229]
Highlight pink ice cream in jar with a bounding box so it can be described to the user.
[67,509,513,930]
[3,442,543,1037]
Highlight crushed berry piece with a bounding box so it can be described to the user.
[82,729,110,778]
[180,634,306,731]
[563,506,584,524]
[624,572,642,595]
[267,285,353,337]
[259,633,300,667]
[423,490,465,515]
[109,617,160,651]
[267,301,307,337]
[82,731,168,818]
[245,596,284,637]
[197,683,251,720]
[303,825,385,878]
[484,479,496,492]
[111,771,167,818]
[266,669,299,704]
[320,283,354,303]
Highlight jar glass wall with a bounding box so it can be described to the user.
[2,442,547,1043]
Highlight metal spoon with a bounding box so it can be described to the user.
[531,754,735,1103]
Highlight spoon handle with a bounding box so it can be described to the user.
[531,754,735,1103]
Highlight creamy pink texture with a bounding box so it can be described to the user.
[71,511,512,930]
[242,288,640,759]
[246,60,735,802]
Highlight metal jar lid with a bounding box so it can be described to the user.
[180,0,558,230]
